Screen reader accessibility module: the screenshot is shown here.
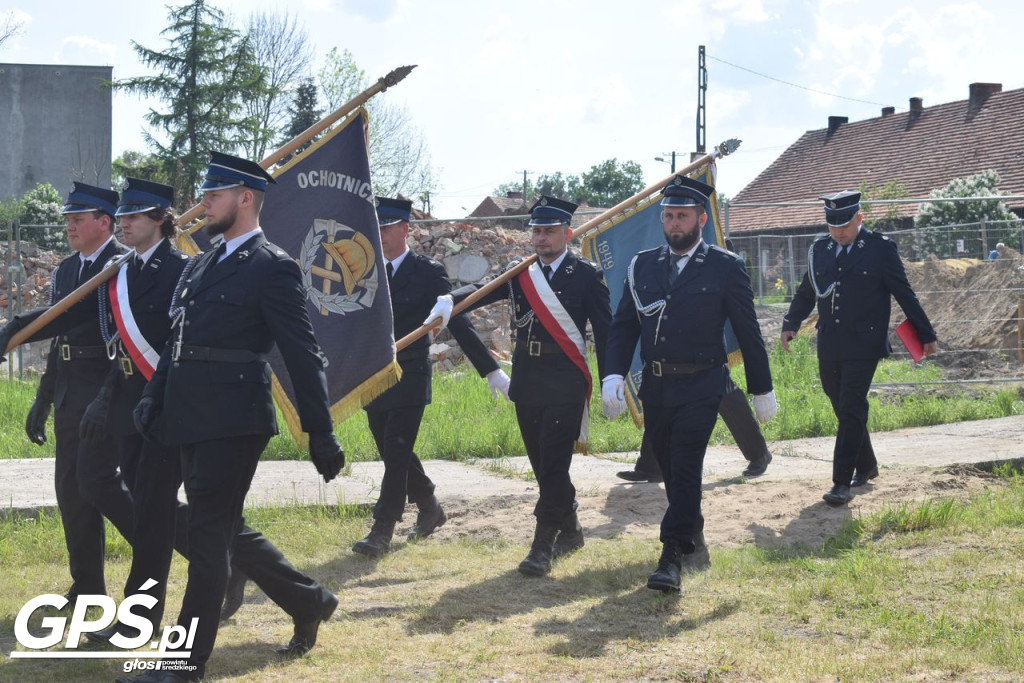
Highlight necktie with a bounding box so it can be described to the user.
[836,245,848,271]
[668,253,683,284]
[541,265,552,281]
[134,256,145,277]
[77,259,92,287]
[213,242,227,264]
[386,261,394,281]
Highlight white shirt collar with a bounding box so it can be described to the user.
[387,247,410,273]
[135,238,165,267]
[540,249,568,274]
[219,228,262,261]
[81,234,115,265]
[670,241,701,272]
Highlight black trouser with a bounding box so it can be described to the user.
[53,406,134,596]
[366,405,434,522]
[118,432,189,628]
[644,396,721,551]
[168,435,331,678]
[635,375,768,473]
[818,357,879,486]
[514,402,584,526]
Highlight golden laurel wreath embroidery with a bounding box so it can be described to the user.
[299,219,380,315]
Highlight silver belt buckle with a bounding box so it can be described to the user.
[528,341,541,357]
[651,360,663,377]
[60,344,71,361]
[120,357,134,376]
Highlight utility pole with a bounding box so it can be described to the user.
[523,169,528,198]
[696,45,707,154]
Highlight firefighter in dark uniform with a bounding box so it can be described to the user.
[781,190,937,507]
[124,152,345,683]
[428,196,611,577]
[0,182,132,604]
[351,196,509,557]
[603,175,777,593]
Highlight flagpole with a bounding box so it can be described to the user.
[395,139,741,352]
[178,64,417,229]
[4,252,134,354]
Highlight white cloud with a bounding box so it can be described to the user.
[55,35,116,65]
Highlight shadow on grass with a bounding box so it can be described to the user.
[405,559,739,654]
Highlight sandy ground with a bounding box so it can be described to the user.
[4,415,1022,552]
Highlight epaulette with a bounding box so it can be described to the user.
[865,229,890,241]
[813,233,831,243]
[260,242,289,259]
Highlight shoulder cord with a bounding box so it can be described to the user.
[627,254,668,340]
[806,241,837,300]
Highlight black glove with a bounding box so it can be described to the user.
[133,396,161,441]
[25,397,51,445]
[308,431,345,483]
[79,387,112,442]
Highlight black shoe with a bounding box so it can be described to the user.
[84,620,143,644]
[742,452,773,477]
[352,519,395,557]
[276,591,339,657]
[518,522,558,576]
[220,566,248,622]
[647,541,683,592]
[851,466,879,487]
[823,484,851,507]
[115,670,199,682]
[408,499,447,540]
[552,508,584,559]
[616,469,663,483]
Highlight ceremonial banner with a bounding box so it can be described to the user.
[581,162,735,427]
[182,110,399,442]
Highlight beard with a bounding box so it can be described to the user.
[204,206,238,237]
[664,225,700,252]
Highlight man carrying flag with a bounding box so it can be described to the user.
[127,152,345,682]
[0,182,131,606]
[428,196,611,577]
[351,197,509,557]
[602,175,777,593]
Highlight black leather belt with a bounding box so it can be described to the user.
[58,344,107,361]
[515,340,563,357]
[650,360,718,377]
[175,345,260,363]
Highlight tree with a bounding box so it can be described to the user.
[115,0,263,210]
[915,170,1020,259]
[318,48,436,202]
[238,11,313,160]
[278,78,321,163]
[858,179,909,229]
[19,183,67,252]
[0,10,25,50]
[111,150,174,191]
[492,158,645,207]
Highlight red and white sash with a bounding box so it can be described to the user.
[108,265,160,380]
[518,261,592,445]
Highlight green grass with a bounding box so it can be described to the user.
[3,337,1021,462]
[3,471,1024,680]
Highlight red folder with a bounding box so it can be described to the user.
[895,320,924,362]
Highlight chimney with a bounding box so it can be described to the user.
[881,106,895,117]
[968,82,1002,112]
[909,97,923,112]
[506,191,523,199]
[827,115,848,135]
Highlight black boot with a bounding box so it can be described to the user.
[352,518,395,557]
[647,540,683,592]
[220,565,248,622]
[680,532,711,573]
[518,522,559,577]
[552,507,584,558]
[408,495,447,540]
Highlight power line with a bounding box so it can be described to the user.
[708,54,894,108]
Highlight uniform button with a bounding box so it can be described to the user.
[173,362,180,368]
[659,336,666,342]
[835,319,840,323]
[835,306,840,311]
[835,292,840,298]
[220,294,225,299]
[662,315,668,320]
[185,321,190,326]
[188,301,195,307]
[239,374,244,379]
[665,294,671,300]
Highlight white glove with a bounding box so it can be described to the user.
[486,369,511,401]
[601,375,626,420]
[752,390,778,423]
[424,295,454,329]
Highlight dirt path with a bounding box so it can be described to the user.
[4,415,1022,551]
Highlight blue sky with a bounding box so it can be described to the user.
[4,0,1023,217]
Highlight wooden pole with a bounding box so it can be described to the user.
[395,139,741,351]
[4,252,134,354]
[179,64,417,230]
